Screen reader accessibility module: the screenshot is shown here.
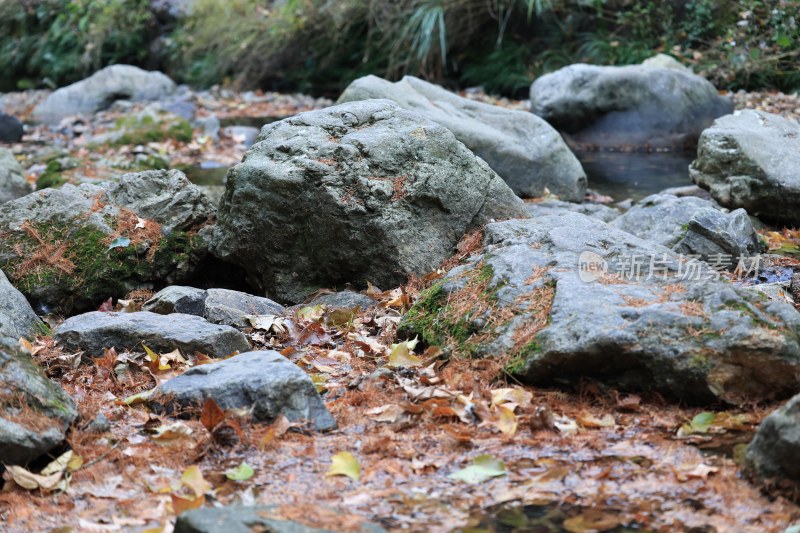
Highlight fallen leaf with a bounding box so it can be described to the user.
[365,404,405,423]
[181,465,212,498]
[201,397,226,432]
[387,340,423,368]
[225,462,255,481]
[492,404,518,437]
[491,387,533,410]
[327,452,360,481]
[171,493,204,515]
[576,412,616,429]
[108,236,131,250]
[449,455,506,484]
[150,422,193,443]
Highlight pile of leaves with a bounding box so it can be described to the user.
[0,277,798,532]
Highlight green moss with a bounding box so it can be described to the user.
[0,219,198,313]
[111,113,194,146]
[36,160,67,190]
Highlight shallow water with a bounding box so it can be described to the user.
[578,151,695,202]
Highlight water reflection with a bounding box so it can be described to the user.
[578,151,695,202]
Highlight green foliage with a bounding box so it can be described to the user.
[0,0,156,91]
[1,0,797,95]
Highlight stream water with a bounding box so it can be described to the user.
[577,151,695,202]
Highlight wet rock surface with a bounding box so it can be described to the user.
[209,99,528,303]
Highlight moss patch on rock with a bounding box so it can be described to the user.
[0,211,197,312]
[401,261,555,369]
[111,112,193,146]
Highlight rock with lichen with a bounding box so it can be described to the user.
[0,169,214,314]
[401,212,800,404]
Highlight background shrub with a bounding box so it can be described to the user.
[1,0,797,96]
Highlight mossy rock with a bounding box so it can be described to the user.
[0,170,215,314]
[109,109,193,146]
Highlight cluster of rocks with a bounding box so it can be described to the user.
[2,55,800,508]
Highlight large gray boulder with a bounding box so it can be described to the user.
[0,269,42,340]
[54,311,250,358]
[0,344,77,465]
[33,65,176,124]
[612,193,762,267]
[338,75,586,200]
[530,58,732,150]
[744,393,800,497]
[143,286,285,328]
[402,213,800,404]
[0,148,30,204]
[175,505,385,533]
[209,99,529,303]
[0,169,214,313]
[690,110,800,225]
[149,351,336,431]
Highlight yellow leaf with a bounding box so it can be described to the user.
[143,343,159,363]
[387,341,423,368]
[490,387,533,409]
[493,405,518,437]
[41,450,76,476]
[181,465,211,498]
[326,451,360,481]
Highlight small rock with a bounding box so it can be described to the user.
[149,351,336,431]
[0,345,77,465]
[306,290,376,310]
[0,147,31,204]
[612,194,719,248]
[174,505,385,533]
[222,125,260,148]
[0,268,43,340]
[84,412,111,434]
[744,393,800,498]
[674,207,763,267]
[54,311,250,358]
[143,286,285,328]
[0,113,24,143]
